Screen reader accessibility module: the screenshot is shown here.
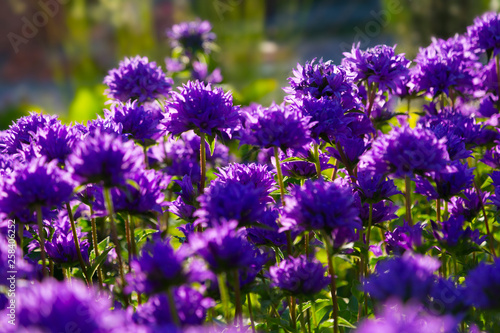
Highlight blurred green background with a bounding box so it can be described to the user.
[0,0,497,129]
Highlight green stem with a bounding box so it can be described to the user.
[405,176,413,226]
[233,270,243,327]
[90,204,104,288]
[330,159,340,181]
[366,82,377,118]
[436,199,441,222]
[103,187,127,295]
[364,202,373,316]
[64,266,72,282]
[320,231,339,333]
[167,287,181,326]
[472,179,497,258]
[218,273,231,322]
[311,301,318,328]
[66,202,91,285]
[200,132,207,194]
[313,143,321,179]
[307,307,312,333]
[18,222,24,255]
[36,205,48,277]
[290,296,297,331]
[299,299,307,333]
[124,215,133,272]
[143,146,149,169]
[305,232,310,257]
[247,293,256,333]
[274,146,293,257]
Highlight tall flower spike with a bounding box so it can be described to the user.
[103,56,174,103]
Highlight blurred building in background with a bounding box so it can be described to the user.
[0,0,496,128]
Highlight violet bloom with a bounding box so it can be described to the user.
[194,180,266,228]
[467,12,500,57]
[165,80,240,138]
[149,131,230,183]
[106,100,165,146]
[269,255,329,298]
[354,169,401,203]
[45,214,90,265]
[276,145,332,180]
[414,161,474,201]
[0,237,34,284]
[189,220,260,273]
[104,56,173,103]
[289,95,353,143]
[3,112,60,154]
[482,145,500,169]
[238,102,313,151]
[247,208,288,248]
[326,136,371,167]
[358,200,399,226]
[465,258,500,310]
[385,222,424,255]
[281,179,361,233]
[449,188,489,222]
[166,19,216,56]
[169,176,198,222]
[356,299,456,333]
[214,163,276,204]
[86,115,124,137]
[126,238,192,295]
[359,125,450,178]
[33,122,83,165]
[14,278,125,332]
[284,58,361,110]
[488,171,500,208]
[133,287,215,327]
[67,132,144,188]
[428,278,469,317]
[191,61,223,84]
[431,215,485,254]
[342,44,410,93]
[364,253,440,304]
[0,157,74,224]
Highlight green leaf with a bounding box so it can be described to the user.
[135,228,158,244]
[90,237,110,261]
[206,134,217,156]
[88,246,114,281]
[319,317,356,329]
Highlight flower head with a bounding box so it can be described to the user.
[342,44,410,93]
[104,56,173,103]
[354,169,401,203]
[465,258,500,309]
[467,12,500,57]
[67,132,144,188]
[32,122,83,165]
[359,125,450,178]
[239,102,313,151]
[165,80,240,137]
[385,222,424,255]
[107,100,165,146]
[166,19,216,56]
[431,215,485,253]
[269,255,329,298]
[282,179,361,233]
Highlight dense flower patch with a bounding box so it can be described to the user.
[2,13,500,333]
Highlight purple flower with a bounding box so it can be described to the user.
[268,255,329,298]
[428,278,469,317]
[359,125,450,178]
[281,179,361,233]
[482,145,500,168]
[3,112,60,155]
[326,136,371,167]
[431,215,485,252]
[358,200,399,226]
[385,221,424,255]
[169,176,198,222]
[189,220,260,273]
[0,236,34,284]
[191,61,223,84]
[166,19,216,56]
[239,102,313,152]
[15,278,125,332]
[449,188,489,222]
[465,258,500,309]
[103,56,173,103]
[106,100,165,146]
[356,299,456,333]
[67,132,144,188]
[467,12,500,57]
[133,287,214,327]
[247,208,288,247]
[0,157,74,224]
[214,163,276,203]
[284,58,361,110]
[194,180,266,228]
[354,169,401,203]
[364,253,440,303]
[45,213,90,265]
[342,44,410,93]
[414,161,474,201]
[289,95,354,143]
[148,131,230,183]
[86,115,124,137]
[126,237,193,295]
[165,80,240,138]
[32,122,83,165]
